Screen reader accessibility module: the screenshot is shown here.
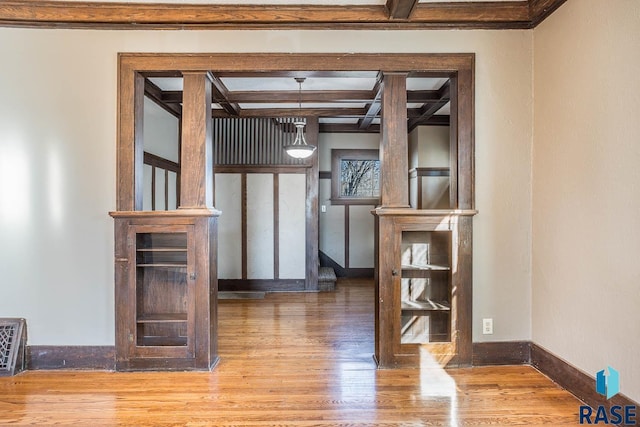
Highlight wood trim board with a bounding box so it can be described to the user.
[0,0,567,30]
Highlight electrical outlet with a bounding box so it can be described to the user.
[482,318,493,335]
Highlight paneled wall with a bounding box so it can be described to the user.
[216,172,307,288]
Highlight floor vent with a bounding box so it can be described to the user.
[0,318,27,377]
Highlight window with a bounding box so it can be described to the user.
[331,149,380,205]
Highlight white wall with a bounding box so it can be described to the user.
[0,27,533,345]
[533,0,640,402]
[215,173,242,279]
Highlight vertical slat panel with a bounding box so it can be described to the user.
[211,116,315,166]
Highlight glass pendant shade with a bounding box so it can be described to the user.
[284,120,317,159]
[284,77,317,159]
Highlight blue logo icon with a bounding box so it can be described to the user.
[596,366,620,400]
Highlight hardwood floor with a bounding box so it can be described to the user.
[0,279,582,426]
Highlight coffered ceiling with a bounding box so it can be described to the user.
[146,72,451,133]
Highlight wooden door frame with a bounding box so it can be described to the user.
[116,52,475,358]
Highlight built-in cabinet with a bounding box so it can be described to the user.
[373,210,474,368]
[110,210,220,371]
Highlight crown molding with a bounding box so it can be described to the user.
[0,0,566,30]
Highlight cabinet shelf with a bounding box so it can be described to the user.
[136,248,187,252]
[137,336,188,347]
[401,299,450,312]
[401,264,450,271]
[136,263,187,268]
[137,313,188,323]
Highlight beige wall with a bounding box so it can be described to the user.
[0,27,533,345]
[533,0,640,402]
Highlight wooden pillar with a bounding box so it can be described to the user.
[379,72,410,208]
[305,116,319,291]
[180,71,214,209]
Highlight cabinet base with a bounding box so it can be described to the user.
[116,356,220,372]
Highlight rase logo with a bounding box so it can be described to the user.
[597,366,620,400]
[579,366,637,425]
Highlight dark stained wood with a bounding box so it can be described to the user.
[456,215,473,365]
[228,90,375,104]
[180,72,213,208]
[386,0,419,20]
[144,78,181,118]
[359,75,382,130]
[212,107,365,118]
[472,341,531,366]
[455,64,474,210]
[209,72,240,116]
[531,343,639,412]
[116,52,475,371]
[0,0,565,30]
[109,210,220,371]
[408,80,450,132]
[318,171,331,180]
[529,0,568,27]
[26,346,115,370]
[344,205,350,269]
[448,74,459,209]
[305,117,320,291]
[150,165,156,210]
[320,123,381,134]
[379,72,409,208]
[143,152,180,174]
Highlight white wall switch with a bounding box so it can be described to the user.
[321,205,327,213]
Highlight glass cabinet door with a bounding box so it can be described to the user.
[129,226,195,358]
[400,230,452,344]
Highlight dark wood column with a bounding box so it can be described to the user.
[379,72,410,208]
[180,71,214,209]
[305,116,319,291]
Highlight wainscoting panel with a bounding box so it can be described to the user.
[278,173,306,279]
[247,174,274,279]
[215,173,242,279]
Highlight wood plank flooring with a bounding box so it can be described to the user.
[0,279,583,426]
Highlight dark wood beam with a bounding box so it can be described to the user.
[214,71,379,78]
[162,89,440,105]
[319,123,381,134]
[144,79,182,118]
[358,74,383,130]
[229,90,374,104]
[408,81,450,132]
[379,72,409,208]
[386,0,420,20]
[0,1,562,30]
[529,0,568,27]
[212,107,366,118]
[209,73,240,116]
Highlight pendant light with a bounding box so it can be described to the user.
[283,77,317,159]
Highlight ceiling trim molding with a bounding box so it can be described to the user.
[0,0,567,30]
